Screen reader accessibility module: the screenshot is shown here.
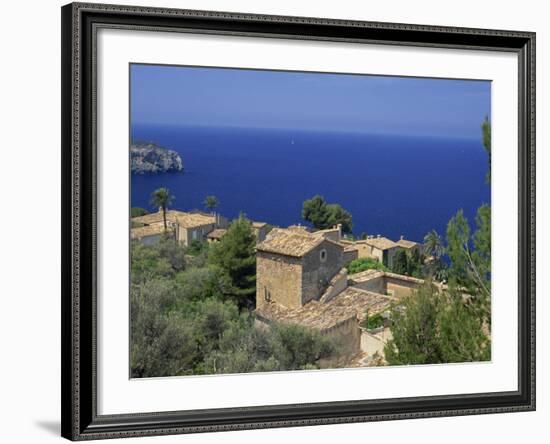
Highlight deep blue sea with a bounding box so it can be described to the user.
[130,124,490,243]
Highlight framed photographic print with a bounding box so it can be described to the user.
[61,2,536,440]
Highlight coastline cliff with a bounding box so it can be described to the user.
[130,141,184,174]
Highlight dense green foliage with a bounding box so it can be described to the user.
[482,115,491,183]
[301,195,353,234]
[130,214,340,377]
[391,248,424,278]
[384,283,490,365]
[208,215,257,308]
[131,207,149,218]
[446,205,491,324]
[386,119,492,365]
[347,257,388,274]
[362,312,385,330]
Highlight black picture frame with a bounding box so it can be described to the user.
[61,2,536,440]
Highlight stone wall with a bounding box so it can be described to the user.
[385,274,422,298]
[139,234,163,246]
[354,241,375,259]
[360,327,393,357]
[343,248,359,263]
[256,251,303,310]
[301,241,344,305]
[319,316,361,368]
[352,273,386,294]
[178,223,216,246]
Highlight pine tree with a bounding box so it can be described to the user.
[208,214,257,307]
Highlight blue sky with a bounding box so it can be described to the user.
[130,64,491,139]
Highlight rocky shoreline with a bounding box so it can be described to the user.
[130,141,184,174]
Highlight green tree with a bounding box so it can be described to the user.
[482,115,491,183]
[130,278,198,377]
[208,214,257,307]
[131,207,149,218]
[384,283,490,365]
[424,229,445,260]
[204,195,219,213]
[446,207,491,323]
[347,257,388,274]
[392,250,409,275]
[150,187,174,231]
[302,195,353,233]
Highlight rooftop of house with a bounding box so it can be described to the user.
[396,236,420,249]
[206,228,227,240]
[348,269,426,286]
[364,236,399,251]
[286,224,311,233]
[252,221,267,228]
[256,227,342,258]
[348,269,386,284]
[130,223,173,239]
[132,209,216,229]
[256,286,394,331]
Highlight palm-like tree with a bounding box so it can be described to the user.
[423,229,445,260]
[204,195,219,214]
[150,187,175,231]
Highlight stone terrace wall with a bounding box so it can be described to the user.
[385,273,423,298]
[319,316,361,368]
[352,273,386,294]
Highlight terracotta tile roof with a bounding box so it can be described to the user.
[256,228,325,257]
[256,286,393,331]
[130,223,173,239]
[364,236,398,251]
[207,228,227,240]
[132,210,216,229]
[286,224,311,233]
[348,269,386,284]
[396,238,419,249]
[256,228,343,258]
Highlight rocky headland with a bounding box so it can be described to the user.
[130,141,184,174]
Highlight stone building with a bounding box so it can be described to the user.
[362,235,401,268]
[130,223,175,245]
[395,235,422,256]
[255,228,345,310]
[131,209,228,246]
[255,228,427,366]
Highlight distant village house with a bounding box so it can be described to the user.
[131,209,228,246]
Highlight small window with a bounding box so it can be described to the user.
[264,287,271,302]
[320,249,327,262]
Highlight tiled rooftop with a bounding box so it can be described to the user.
[256,286,393,331]
[256,228,334,258]
[206,228,227,239]
[364,236,398,251]
[396,238,419,249]
[130,223,173,239]
[132,210,216,229]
